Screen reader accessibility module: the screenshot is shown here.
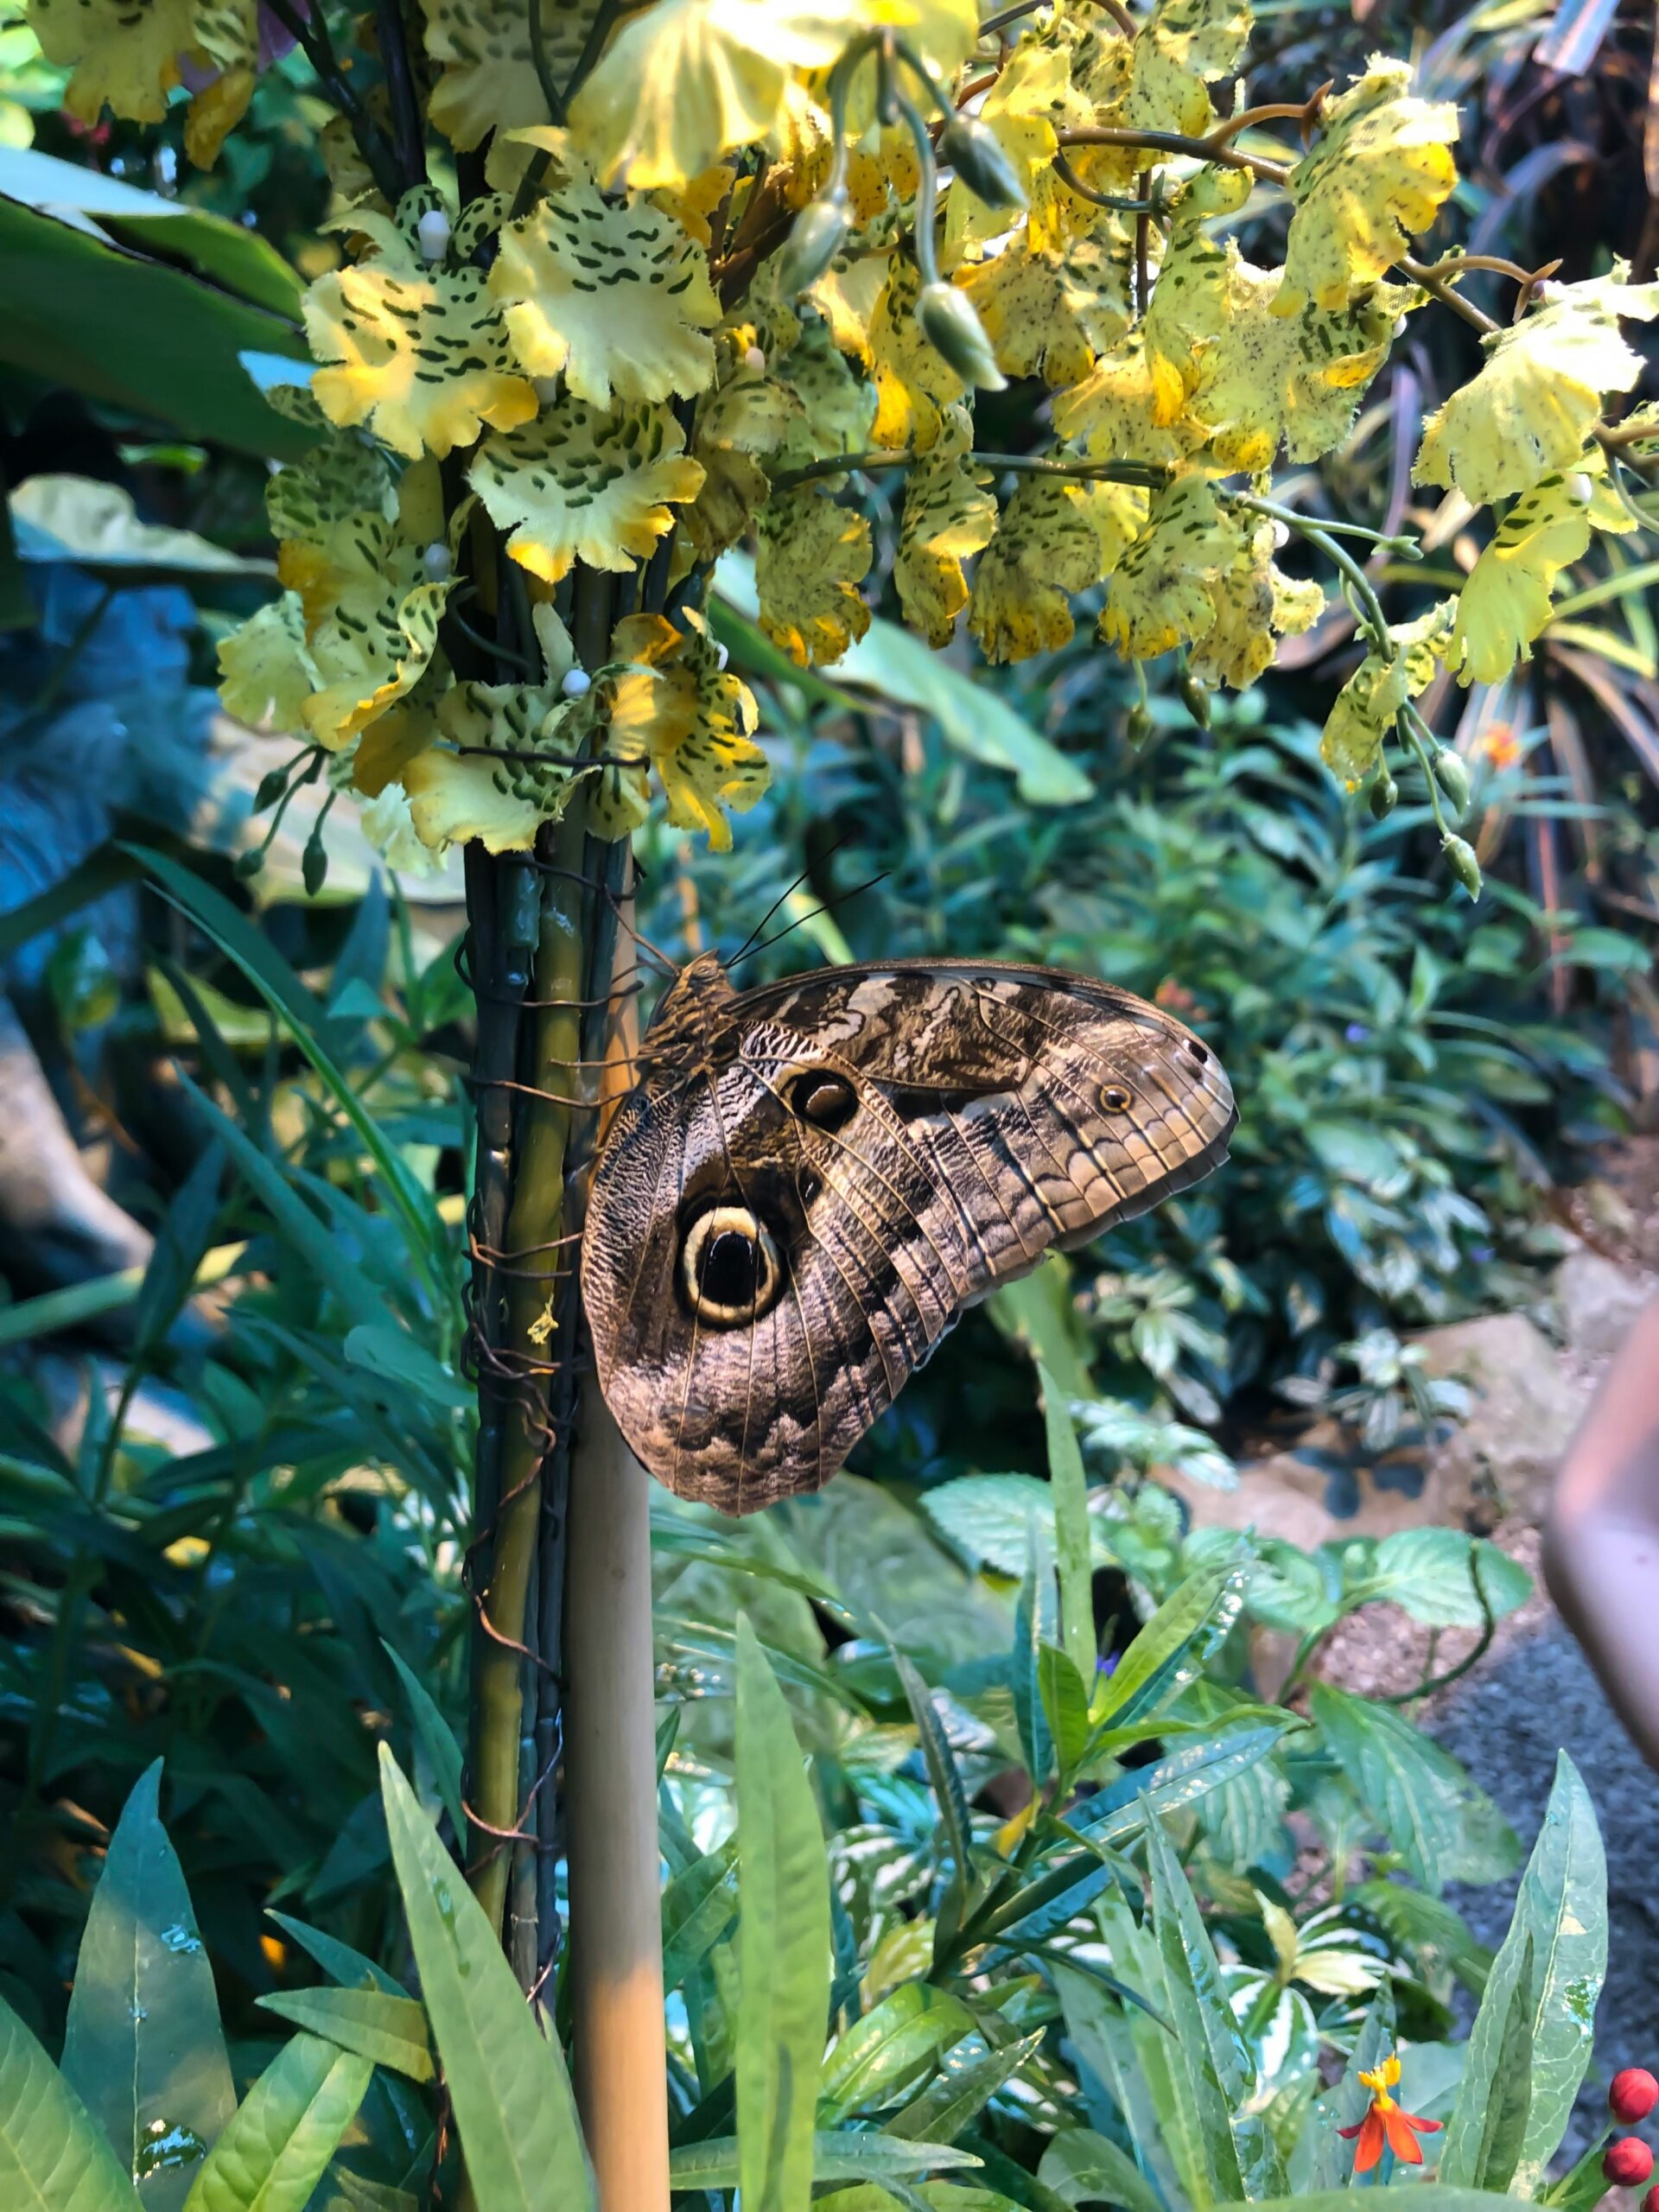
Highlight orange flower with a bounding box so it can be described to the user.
[1478,721,1521,772]
[1338,2053,1442,2172]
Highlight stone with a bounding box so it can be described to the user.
[1415,1313,1586,1525]
[1556,1249,1651,1360]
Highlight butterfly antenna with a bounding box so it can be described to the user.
[734,868,892,969]
[727,831,860,971]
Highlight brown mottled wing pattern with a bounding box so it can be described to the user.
[581,957,1236,1514]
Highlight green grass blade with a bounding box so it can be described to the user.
[1038,1364,1093,1685]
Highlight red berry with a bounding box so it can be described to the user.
[1605,2139,1654,2187]
[1643,2188,1659,2212]
[1614,2072,1659,2124]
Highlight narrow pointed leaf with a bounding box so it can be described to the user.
[378,1746,594,2212]
[380,1642,466,1844]
[669,2133,982,2187]
[662,1842,739,1995]
[819,1985,976,2122]
[0,1992,142,2212]
[893,1648,974,1898]
[1038,1364,1094,1684]
[734,1613,832,2212]
[61,1760,233,2212]
[256,1990,433,2083]
[1038,2126,1166,2212]
[1440,1751,1605,2190]
[181,2036,371,2212]
[264,1913,405,1998]
[1013,1524,1054,1783]
[1093,1562,1242,1732]
[1146,1806,1284,2203]
[889,2031,1045,2145]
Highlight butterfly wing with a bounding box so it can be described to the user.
[581,961,1236,1514]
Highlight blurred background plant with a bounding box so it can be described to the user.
[0,0,1656,2202]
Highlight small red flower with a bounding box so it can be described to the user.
[1613,2071,1659,2125]
[1605,2139,1655,2186]
[1338,2053,1443,2173]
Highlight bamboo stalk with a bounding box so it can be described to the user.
[563,926,670,2212]
[466,820,587,1945]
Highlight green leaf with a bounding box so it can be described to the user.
[377,1746,594,2212]
[1440,1752,1605,2192]
[264,1914,405,1998]
[1013,1525,1055,1784]
[1542,2139,1618,2212]
[0,846,144,964]
[715,555,1094,805]
[892,1648,975,1904]
[988,1259,1096,1397]
[922,1474,1115,1579]
[890,2034,1044,2146]
[1146,1805,1283,2203]
[181,2037,371,2212]
[1353,1529,1531,1628]
[669,2134,983,2188]
[1036,1645,1091,1781]
[379,1642,467,1844]
[346,1327,472,1413]
[60,1760,233,2212]
[819,1986,977,2123]
[1038,1364,1094,1685]
[1309,1681,1518,1894]
[0,194,309,463]
[1311,1972,1394,2187]
[734,1614,832,2212]
[120,848,437,1270]
[0,1990,143,2212]
[327,2175,417,2212]
[254,1991,434,2085]
[130,1148,224,1359]
[1052,1945,1182,2210]
[661,1843,739,1995]
[1037,2128,1166,2212]
[175,1077,386,1332]
[1093,1560,1243,1732]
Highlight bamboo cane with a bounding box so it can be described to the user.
[563,925,670,2211]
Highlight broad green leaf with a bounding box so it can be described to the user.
[264,1915,405,1998]
[255,1990,434,2084]
[1309,1681,1518,1894]
[1092,1560,1244,1732]
[1440,1752,1605,2191]
[181,2037,371,2212]
[819,1986,977,2123]
[327,2175,417,2212]
[1465,1932,1535,2191]
[735,1614,832,2212]
[1038,1364,1094,1685]
[922,1474,1116,1578]
[348,1329,472,1413]
[379,1642,467,1842]
[1146,1807,1284,2203]
[0,196,309,462]
[670,2134,983,2188]
[1353,1529,1531,1628]
[1038,2127,1166,2212]
[891,2034,1044,2146]
[0,1991,142,2212]
[715,554,1093,807]
[61,1760,233,2212]
[378,1747,594,2212]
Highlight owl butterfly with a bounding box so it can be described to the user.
[582,952,1236,1515]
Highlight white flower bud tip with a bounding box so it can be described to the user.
[560,666,592,698]
[422,541,453,582]
[1567,471,1593,505]
[416,209,452,263]
[715,642,729,671]
[743,345,766,374]
[533,375,561,404]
